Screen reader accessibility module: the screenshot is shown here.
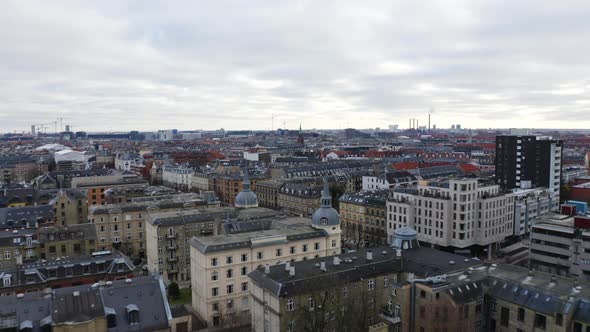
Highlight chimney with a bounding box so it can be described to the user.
[285,261,291,272]
[367,251,373,261]
[333,256,340,265]
[264,265,270,274]
[289,266,295,277]
[396,249,402,257]
[320,261,326,272]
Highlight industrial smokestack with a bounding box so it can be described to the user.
[428,114,431,132]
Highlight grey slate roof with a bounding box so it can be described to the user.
[190,216,327,254]
[0,276,173,331]
[0,205,54,228]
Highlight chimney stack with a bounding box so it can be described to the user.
[333,256,340,265]
[289,266,295,277]
[264,265,270,274]
[367,251,373,261]
[320,261,326,272]
[285,261,291,272]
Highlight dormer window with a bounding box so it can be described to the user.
[2,275,11,287]
[105,307,117,328]
[126,304,140,325]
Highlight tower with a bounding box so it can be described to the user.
[297,123,305,146]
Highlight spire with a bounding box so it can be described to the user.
[242,167,251,192]
[321,177,331,207]
[299,123,302,134]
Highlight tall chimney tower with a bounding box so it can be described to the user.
[428,113,431,132]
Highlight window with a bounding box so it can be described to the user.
[308,297,315,310]
[211,258,218,266]
[286,299,295,311]
[227,284,234,294]
[276,249,282,257]
[392,288,397,296]
[226,256,233,264]
[241,282,248,292]
[241,266,248,276]
[212,287,219,296]
[4,251,10,260]
[555,313,563,326]
[212,303,219,312]
[420,290,426,298]
[517,307,525,322]
[368,279,375,290]
[257,252,263,260]
[463,305,469,319]
[342,287,348,298]
[241,254,248,262]
[290,246,296,254]
[500,307,509,327]
[314,242,320,250]
[534,314,546,330]
[383,277,389,287]
[331,239,337,248]
[226,269,233,278]
[302,244,308,252]
[287,320,295,332]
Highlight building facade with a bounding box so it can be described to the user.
[340,190,390,246]
[495,135,563,194]
[387,178,515,257]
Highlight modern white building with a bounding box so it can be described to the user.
[511,187,560,237]
[386,178,514,257]
[530,212,590,281]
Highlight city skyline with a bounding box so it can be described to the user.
[2,1,590,132]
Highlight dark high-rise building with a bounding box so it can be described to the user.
[495,135,562,193]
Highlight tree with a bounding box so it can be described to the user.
[168,281,180,299]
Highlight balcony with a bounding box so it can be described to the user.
[167,244,179,250]
[166,233,178,239]
[167,266,178,274]
[167,257,178,263]
[380,307,401,324]
[201,228,214,235]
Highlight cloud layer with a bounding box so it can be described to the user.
[1,0,590,132]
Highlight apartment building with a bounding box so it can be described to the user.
[496,135,563,194]
[38,223,97,260]
[277,181,321,217]
[103,184,177,204]
[0,250,134,296]
[146,206,281,285]
[387,178,514,257]
[511,187,559,237]
[50,188,88,225]
[163,165,193,191]
[362,170,417,191]
[89,193,214,255]
[530,212,590,281]
[256,179,284,209]
[340,190,391,246]
[189,179,341,327]
[72,174,147,205]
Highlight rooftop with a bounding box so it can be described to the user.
[190,216,327,254]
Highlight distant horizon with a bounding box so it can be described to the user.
[3,126,590,136]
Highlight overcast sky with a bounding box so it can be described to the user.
[1,1,590,133]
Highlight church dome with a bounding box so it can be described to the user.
[311,177,339,228]
[235,168,258,209]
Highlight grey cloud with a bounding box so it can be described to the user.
[1,0,590,132]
